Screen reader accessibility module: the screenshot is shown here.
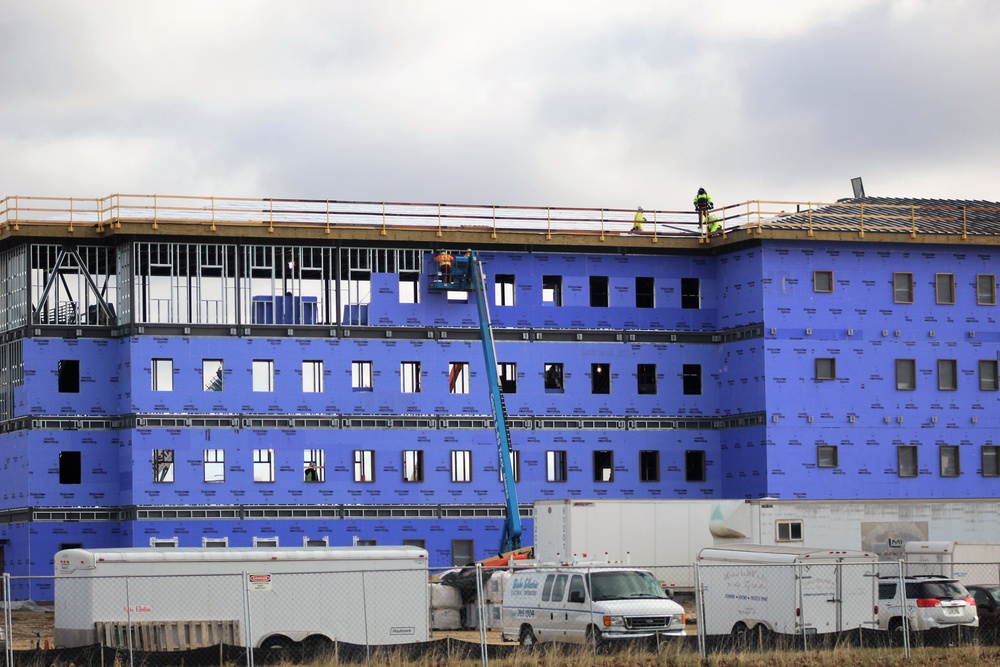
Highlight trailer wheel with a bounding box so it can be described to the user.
[519,625,537,647]
[731,622,751,650]
[302,635,333,659]
[260,635,295,652]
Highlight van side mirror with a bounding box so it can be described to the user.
[569,591,585,603]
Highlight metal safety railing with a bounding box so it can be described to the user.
[2,194,998,242]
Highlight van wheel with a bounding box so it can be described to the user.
[586,626,603,647]
[519,626,537,647]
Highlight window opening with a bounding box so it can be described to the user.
[636,277,654,308]
[589,276,609,307]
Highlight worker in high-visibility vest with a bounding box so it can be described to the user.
[694,188,718,232]
[631,206,646,232]
[434,250,455,283]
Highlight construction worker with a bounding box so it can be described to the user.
[433,250,455,283]
[631,206,646,232]
[693,187,715,231]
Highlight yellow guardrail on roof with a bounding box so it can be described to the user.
[1,194,997,241]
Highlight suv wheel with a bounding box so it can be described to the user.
[888,618,908,633]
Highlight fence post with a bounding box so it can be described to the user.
[242,571,254,667]
[694,562,707,659]
[897,561,910,658]
[475,563,488,667]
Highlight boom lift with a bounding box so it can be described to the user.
[429,250,522,554]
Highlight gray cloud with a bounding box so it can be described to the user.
[1,0,997,209]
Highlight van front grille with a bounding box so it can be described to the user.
[625,615,670,629]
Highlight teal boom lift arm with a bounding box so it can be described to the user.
[430,251,522,554]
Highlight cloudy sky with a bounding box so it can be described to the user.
[1,0,998,212]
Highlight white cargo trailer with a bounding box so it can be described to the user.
[696,545,879,638]
[532,499,716,590]
[711,499,1000,560]
[904,541,1000,584]
[54,546,429,650]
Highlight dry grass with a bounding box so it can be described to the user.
[301,644,1000,667]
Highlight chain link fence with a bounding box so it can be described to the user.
[3,560,1000,666]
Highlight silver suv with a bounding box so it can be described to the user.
[878,575,978,633]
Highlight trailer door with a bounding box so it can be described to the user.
[798,563,840,634]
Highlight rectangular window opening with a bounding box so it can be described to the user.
[896,359,916,390]
[403,450,424,483]
[449,362,470,394]
[898,445,918,478]
[399,271,420,304]
[153,449,175,483]
[977,274,997,306]
[253,448,275,482]
[401,361,422,393]
[893,272,914,304]
[681,278,701,309]
[203,359,223,392]
[636,277,655,308]
[495,274,515,306]
[354,450,375,482]
[499,450,520,484]
[639,450,660,482]
[593,450,613,482]
[637,363,657,395]
[589,276,609,307]
[303,360,324,393]
[544,363,564,392]
[813,270,834,293]
[683,364,703,395]
[982,446,1000,477]
[546,450,567,483]
[203,449,225,483]
[304,449,325,482]
[58,360,80,393]
[979,360,998,391]
[152,358,173,392]
[940,445,960,478]
[817,445,838,468]
[59,451,82,485]
[542,275,562,306]
[938,359,958,391]
[685,450,706,482]
[352,360,374,392]
[451,450,472,482]
[591,363,610,394]
[498,362,517,393]
[936,273,955,305]
[815,358,836,381]
[252,360,274,392]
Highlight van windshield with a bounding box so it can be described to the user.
[588,571,667,601]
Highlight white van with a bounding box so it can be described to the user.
[500,566,686,646]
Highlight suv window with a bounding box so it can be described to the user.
[878,582,896,600]
[905,580,968,600]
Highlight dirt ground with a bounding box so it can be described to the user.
[6,610,55,650]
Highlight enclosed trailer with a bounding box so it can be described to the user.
[54,546,429,650]
[696,545,879,637]
[904,541,1000,584]
[532,499,716,590]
